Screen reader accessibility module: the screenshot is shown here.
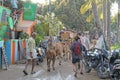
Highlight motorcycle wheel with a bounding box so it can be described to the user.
[110,77,119,80]
[97,64,109,79]
[110,70,119,80]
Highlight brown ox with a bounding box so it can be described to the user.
[55,41,64,65]
[63,41,72,61]
[46,41,64,72]
[46,39,67,72]
[46,38,56,72]
[46,48,56,72]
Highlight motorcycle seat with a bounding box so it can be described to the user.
[114,59,120,64]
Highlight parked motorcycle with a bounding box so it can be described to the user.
[109,50,120,80]
[84,48,110,79]
[84,48,100,73]
[96,49,110,79]
[36,47,46,65]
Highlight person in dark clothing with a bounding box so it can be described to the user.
[70,35,86,77]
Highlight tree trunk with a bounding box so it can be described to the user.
[106,0,111,49]
[91,1,102,36]
[103,0,107,36]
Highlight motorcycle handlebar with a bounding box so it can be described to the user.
[87,48,109,54]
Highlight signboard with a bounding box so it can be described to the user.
[23,3,37,21]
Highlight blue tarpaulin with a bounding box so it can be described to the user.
[5,41,11,65]
[0,41,4,47]
[0,47,2,69]
[10,0,18,9]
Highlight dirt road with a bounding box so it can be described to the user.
[0,60,109,80]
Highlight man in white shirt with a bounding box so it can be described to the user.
[23,32,37,75]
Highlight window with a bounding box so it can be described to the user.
[1,9,7,23]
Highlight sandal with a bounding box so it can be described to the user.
[23,70,28,75]
[80,72,83,75]
[31,71,36,74]
[74,72,77,77]
[73,69,75,72]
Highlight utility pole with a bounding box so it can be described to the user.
[49,0,51,36]
[118,0,120,42]
[49,0,51,15]
[103,0,107,37]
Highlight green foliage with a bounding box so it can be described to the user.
[42,0,89,31]
[35,13,65,46]
[45,13,65,36]
[111,42,120,50]
[35,15,49,36]
[80,1,91,14]
[35,15,50,46]
[40,0,117,35]
[35,34,43,46]
[39,13,65,36]
[34,24,45,46]
[19,32,29,39]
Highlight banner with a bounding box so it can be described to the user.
[23,2,37,21]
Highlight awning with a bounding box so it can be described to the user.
[16,20,37,36]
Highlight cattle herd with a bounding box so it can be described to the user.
[37,38,72,72]
[36,36,120,80]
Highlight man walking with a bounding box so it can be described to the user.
[23,32,37,75]
[70,35,85,77]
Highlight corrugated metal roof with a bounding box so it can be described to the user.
[17,20,36,31]
[16,20,36,36]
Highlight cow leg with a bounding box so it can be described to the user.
[66,51,69,61]
[59,55,62,65]
[52,57,55,70]
[63,52,67,62]
[69,52,72,60]
[47,58,51,72]
[65,52,67,61]
[68,52,70,60]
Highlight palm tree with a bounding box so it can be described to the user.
[80,0,102,34]
[80,0,112,49]
[91,0,102,34]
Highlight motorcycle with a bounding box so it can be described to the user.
[36,47,46,65]
[109,49,120,80]
[84,48,110,79]
[84,48,100,73]
[96,49,110,79]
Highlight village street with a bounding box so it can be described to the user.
[0,59,109,80]
[0,0,120,80]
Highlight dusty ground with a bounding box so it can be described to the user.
[0,60,110,80]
